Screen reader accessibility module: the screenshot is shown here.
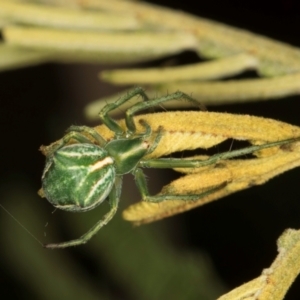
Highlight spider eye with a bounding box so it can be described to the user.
[42,144,115,212]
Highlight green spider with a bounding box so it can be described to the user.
[40,87,297,249]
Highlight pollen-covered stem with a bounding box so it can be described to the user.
[140,136,300,169]
[44,176,122,249]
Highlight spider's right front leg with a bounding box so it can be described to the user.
[99,87,149,136]
[125,91,205,134]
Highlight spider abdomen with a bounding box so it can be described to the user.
[42,143,115,212]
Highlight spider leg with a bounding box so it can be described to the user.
[67,125,107,146]
[99,87,204,136]
[139,136,300,169]
[125,90,204,134]
[44,127,108,156]
[129,119,163,153]
[133,168,225,203]
[141,122,164,155]
[43,131,95,156]
[99,87,149,136]
[44,176,122,249]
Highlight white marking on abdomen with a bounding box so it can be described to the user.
[90,156,114,172]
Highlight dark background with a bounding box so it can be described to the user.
[1,0,300,299]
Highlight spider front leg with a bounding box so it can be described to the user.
[66,125,107,146]
[125,90,206,134]
[133,168,226,203]
[42,126,107,157]
[44,176,122,249]
[99,87,204,137]
[99,87,149,136]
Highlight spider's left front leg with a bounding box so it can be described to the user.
[66,125,107,146]
[44,176,123,249]
[43,126,107,157]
